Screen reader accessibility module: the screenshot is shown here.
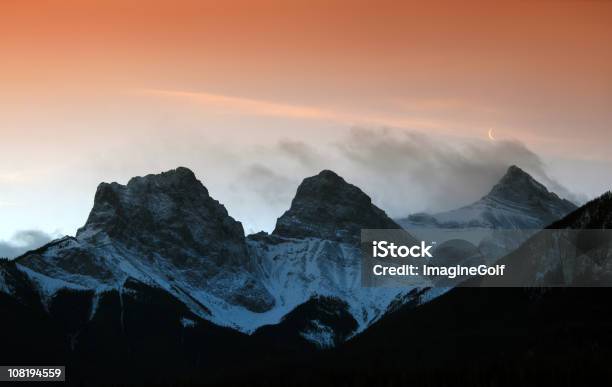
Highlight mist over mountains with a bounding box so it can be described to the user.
[6,127,590,246]
[0,230,55,259]
[235,128,585,228]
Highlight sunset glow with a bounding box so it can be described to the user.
[1,0,611,245]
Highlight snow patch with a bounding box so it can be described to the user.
[300,320,335,348]
[180,317,197,328]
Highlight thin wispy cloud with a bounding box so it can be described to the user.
[136,88,330,119]
[390,97,499,114]
[131,88,448,131]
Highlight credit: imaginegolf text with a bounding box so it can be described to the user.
[370,240,506,279]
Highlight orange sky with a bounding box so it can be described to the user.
[1,1,611,145]
[2,1,611,101]
[1,0,611,242]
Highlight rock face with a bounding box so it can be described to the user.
[78,167,250,272]
[398,165,577,229]
[273,170,400,244]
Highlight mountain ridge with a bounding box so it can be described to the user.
[398,165,577,229]
[9,167,414,346]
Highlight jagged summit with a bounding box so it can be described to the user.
[272,169,400,243]
[490,165,542,196]
[484,165,572,208]
[125,166,201,189]
[287,169,361,204]
[77,167,246,256]
[398,165,577,229]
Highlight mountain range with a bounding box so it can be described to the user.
[1,164,603,385]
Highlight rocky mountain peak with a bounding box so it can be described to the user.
[483,165,576,214]
[487,165,546,199]
[125,166,202,191]
[76,167,248,266]
[290,169,362,203]
[272,170,399,244]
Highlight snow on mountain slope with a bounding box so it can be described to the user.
[398,165,577,230]
[247,236,410,335]
[0,261,15,295]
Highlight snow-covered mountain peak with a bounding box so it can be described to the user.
[398,165,577,229]
[273,170,400,244]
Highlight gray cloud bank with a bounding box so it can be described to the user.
[0,230,54,259]
[336,128,583,212]
[238,128,582,226]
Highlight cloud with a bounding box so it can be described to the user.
[0,230,54,259]
[276,140,321,168]
[236,140,325,210]
[224,128,581,231]
[335,127,579,215]
[134,88,333,120]
[239,164,295,205]
[225,163,299,235]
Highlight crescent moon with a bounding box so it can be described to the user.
[488,128,496,141]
